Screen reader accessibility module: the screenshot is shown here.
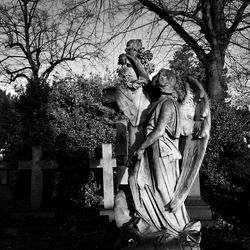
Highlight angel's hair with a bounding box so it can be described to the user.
[150,69,178,98]
[158,68,176,79]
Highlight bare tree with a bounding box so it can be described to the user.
[137,0,250,99]
[0,0,102,87]
[65,0,250,100]
[0,0,105,145]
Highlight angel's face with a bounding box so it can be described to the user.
[158,74,168,87]
[157,72,175,88]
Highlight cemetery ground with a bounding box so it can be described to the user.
[0,144,250,249]
[1,189,250,250]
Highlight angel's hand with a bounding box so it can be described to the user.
[164,203,172,213]
[165,201,179,213]
[134,147,145,160]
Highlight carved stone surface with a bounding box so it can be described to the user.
[114,40,210,248]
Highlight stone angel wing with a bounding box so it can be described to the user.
[169,76,211,212]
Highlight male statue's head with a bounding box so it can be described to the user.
[125,39,143,57]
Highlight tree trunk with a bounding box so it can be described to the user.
[205,53,225,100]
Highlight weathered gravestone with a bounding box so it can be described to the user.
[0,161,13,205]
[18,146,57,210]
[8,170,20,186]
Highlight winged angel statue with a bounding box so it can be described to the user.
[114,40,210,248]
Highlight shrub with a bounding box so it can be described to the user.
[201,100,250,194]
[48,74,123,157]
[48,74,123,210]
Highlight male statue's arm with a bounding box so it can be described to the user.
[126,54,149,83]
[135,100,173,160]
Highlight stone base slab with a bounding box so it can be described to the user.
[99,209,115,222]
[185,196,213,220]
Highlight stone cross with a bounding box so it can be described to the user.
[18,146,57,210]
[89,144,117,209]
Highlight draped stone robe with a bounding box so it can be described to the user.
[129,95,190,236]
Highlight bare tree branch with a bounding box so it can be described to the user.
[0,0,102,85]
[137,0,207,64]
[228,0,250,34]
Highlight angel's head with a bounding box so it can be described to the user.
[152,69,178,98]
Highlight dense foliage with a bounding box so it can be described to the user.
[1,74,121,159]
[47,74,122,209]
[17,81,52,148]
[0,90,22,162]
[169,44,205,84]
[48,74,122,157]
[0,74,122,209]
[201,101,250,193]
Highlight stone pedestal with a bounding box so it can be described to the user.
[186,175,212,220]
[99,209,115,222]
[185,197,212,220]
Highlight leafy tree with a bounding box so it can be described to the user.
[226,77,250,110]
[16,81,52,147]
[202,101,250,193]
[169,44,229,91]
[169,44,205,83]
[0,90,22,161]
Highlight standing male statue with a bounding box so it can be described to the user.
[115,39,155,152]
[114,40,210,249]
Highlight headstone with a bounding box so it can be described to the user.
[18,146,57,210]
[89,144,116,209]
[8,170,20,186]
[0,161,7,185]
[0,162,13,222]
